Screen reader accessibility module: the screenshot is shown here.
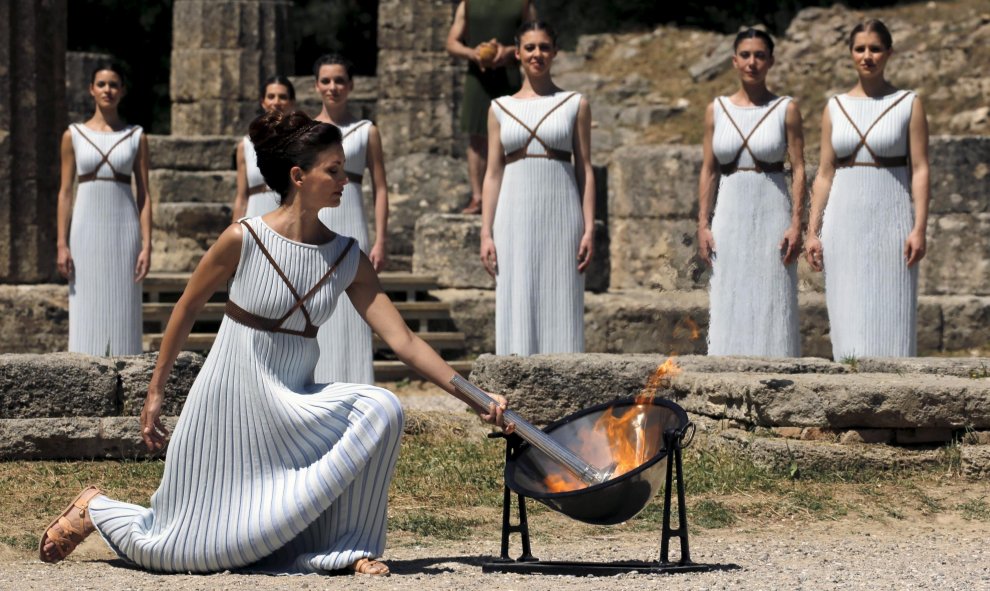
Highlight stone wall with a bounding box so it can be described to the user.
[0,0,66,283]
[170,0,294,136]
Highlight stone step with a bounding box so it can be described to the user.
[142,300,452,324]
[374,359,472,382]
[150,170,237,204]
[147,135,239,171]
[142,331,467,353]
[144,271,440,301]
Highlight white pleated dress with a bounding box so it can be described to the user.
[243,137,281,217]
[492,92,585,356]
[315,120,375,384]
[822,90,918,359]
[67,124,144,356]
[88,217,405,574]
[708,97,800,356]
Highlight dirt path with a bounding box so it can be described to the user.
[5,509,989,590]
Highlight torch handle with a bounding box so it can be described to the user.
[450,375,611,486]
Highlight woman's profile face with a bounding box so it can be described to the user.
[90,70,125,108]
[516,29,557,77]
[315,65,353,107]
[297,144,348,209]
[849,31,891,79]
[260,83,294,113]
[732,38,774,84]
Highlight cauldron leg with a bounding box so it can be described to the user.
[492,433,537,563]
[660,431,693,566]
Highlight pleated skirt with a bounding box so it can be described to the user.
[88,320,404,573]
[315,186,374,384]
[493,159,585,355]
[708,171,800,356]
[68,183,142,356]
[821,166,917,359]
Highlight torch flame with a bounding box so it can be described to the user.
[541,357,682,493]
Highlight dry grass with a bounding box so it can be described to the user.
[3,433,988,555]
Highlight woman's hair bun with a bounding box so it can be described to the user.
[245,110,343,201]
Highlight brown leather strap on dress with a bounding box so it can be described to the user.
[494,92,578,165]
[247,184,271,196]
[833,91,912,169]
[225,221,356,338]
[346,172,363,184]
[716,97,787,176]
[73,124,139,185]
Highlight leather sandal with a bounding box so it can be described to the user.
[38,485,103,563]
[350,557,390,576]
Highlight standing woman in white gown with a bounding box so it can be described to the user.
[232,76,296,220]
[480,21,595,356]
[805,19,930,359]
[312,54,390,383]
[39,110,511,576]
[697,29,805,357]
[56,62,151,356]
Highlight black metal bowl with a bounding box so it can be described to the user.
[504,397,689,526]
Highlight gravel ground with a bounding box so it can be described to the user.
[5,517,989,590]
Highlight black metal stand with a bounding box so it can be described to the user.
[481,428,731,576]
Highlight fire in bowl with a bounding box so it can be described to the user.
[503,397,690,526]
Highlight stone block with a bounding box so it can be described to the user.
[797,292,832,358]
[800,427,838,441]
[117,352,205,416]
[584,290,709,354]
[0,284,68,354]
[773,426,804,439]
[172,0,294,55]
[895,428,954,445]
[432,289,495,356]
[607,144,702,219]
[171,49,267,102]
[839,429,895,444]
[385,153,469,256]
[939,296,990,351]
[147,135,239,171]
[170,100,262,137]
[0,416,179,460]
[152,202,230,272]
[0,353,119,418]
[922,213,990,296]
[150,170,237,204]
[376,52,459,100]
[377,0,453,52]
[608,217,707,291]
[928,136,990,214]
[375,97,457,157]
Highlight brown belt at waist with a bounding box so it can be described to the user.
[78,171,131,185]
[504,147,572,165]
[248,183,273,197]
[346,172,363,184]
[835,154,908,169]
[719,161,785,176]
[224,299,319,338]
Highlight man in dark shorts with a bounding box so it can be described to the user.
[446,0,537,214]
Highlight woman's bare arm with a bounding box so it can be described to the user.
[905,96,930,267]
[572,97,595,272]
[805,103,836,272]
[133,133,153,281]
[479,107,505,277]
[366,124,390,271]
[56,130,76,280]
[781,100,806,264]
[697,102,718,266]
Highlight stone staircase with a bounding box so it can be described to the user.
[141,271,472,381]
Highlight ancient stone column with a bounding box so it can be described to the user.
[170,0,294,136]
[377,0,460,156]
[0,0,67,283]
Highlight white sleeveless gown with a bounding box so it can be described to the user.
[315,120,375,384]
[242,137,281,217]
[67,124,144,356]
[708,97,800,356]
[492,92,585,356]
[822,90,918,359]
[88,217,404,573]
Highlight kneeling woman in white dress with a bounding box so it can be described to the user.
[805,19,930,359]
[697,29,805,357]
[39,110,511,576]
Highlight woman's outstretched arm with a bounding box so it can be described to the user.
[141,224,243,450]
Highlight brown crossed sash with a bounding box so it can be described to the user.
[72,124,139,185]
[833,91,912,169]
[225,220,356,338]
[716,97,787,176]
[341,120,371,184]
[493,92,578,164]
